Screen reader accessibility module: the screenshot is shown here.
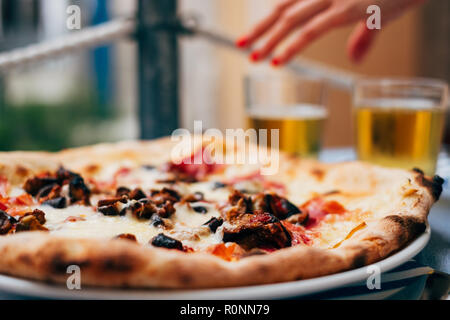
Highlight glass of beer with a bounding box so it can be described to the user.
[245,72,327,157]
[353,78,448,175]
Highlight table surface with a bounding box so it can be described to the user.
[0,148,448,299]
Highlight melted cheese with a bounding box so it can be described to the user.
[6,160,413,252]
[184,182,230,202]
[36,199,224,249]
[39,204,159,243]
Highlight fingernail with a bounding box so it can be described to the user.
[250,51,260,62]
[271,57,282,67]
[235,37,248,48]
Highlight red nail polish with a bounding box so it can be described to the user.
[250,51,260,62]
[271,58,281,66]
[236,37,248,48]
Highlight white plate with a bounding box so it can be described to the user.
[0,228,430,300]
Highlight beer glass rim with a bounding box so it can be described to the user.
[245,71,325,85]
[353,77,449,109]
[354,77,448,91]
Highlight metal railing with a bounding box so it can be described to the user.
[0,0,358,138]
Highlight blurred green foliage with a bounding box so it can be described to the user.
[0,97,116,151]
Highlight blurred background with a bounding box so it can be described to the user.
[0,0,448,151]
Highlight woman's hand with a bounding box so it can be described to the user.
[236,0,426,65]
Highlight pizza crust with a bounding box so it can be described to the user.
[0,137,440,288]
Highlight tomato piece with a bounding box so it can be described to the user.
[0,193,34,213]
[0,201,7,211]
[6,207,29,217]
[88,178,114,193]
[207,243,243,261]
[282,221,311,245]
[183,246,195,253]
[36,171,51,178]
[301,198,347,229]
[9,194,34,206]
[249,213,273,224]
[114,167,131,179]
[64,216,86,223]
[227,171,286,195]
[168,147,220,180]
[322,200,346,215]
[262,181,286,195]
[228,171,261,184]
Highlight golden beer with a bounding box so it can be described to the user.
[355,100,446,175]
[247,104,327,157]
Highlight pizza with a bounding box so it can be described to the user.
[0,136,443,288]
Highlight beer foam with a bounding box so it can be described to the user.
[356,98,440,110]
[247,104,328,120]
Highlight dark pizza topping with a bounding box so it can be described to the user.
[228,190,251,207]
[203,217,223,232]
[0,210,17,235]
[218,191,295,250]
[16,210,48,232]
[182,191,204,203]
[150,233,184,251]
[129,188,147,200]
[115,187,147,200]
[98,197,127,208]
[115,186,131,197]
[192,205,208,214]
[1,209,48,234]
[223,190,253,220]
[151,215,165,227]
[262,193,303,220]
[98,202,123,216]
[249,193,303,220]
[213,181,227,189]
[21,209,46,225]
[97,187,179,219]
[114,233,137,242]
[56,167,79,185]
[150,188,181,204]
[36,184,61,203]
[153,200,176,218]
[97,195,131,216]
[222,190,305,224]
[23,167,91,206]
[23,177,58,197]
[222,210,291,250]
[69,176,91,205]
[130,201,156,219]
[42,196,67,209]
[285,212,309,225]
[127,201,146,218]
[130,199,176,219]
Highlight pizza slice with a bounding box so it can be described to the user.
[0,137,442,288]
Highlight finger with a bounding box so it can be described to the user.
[272,9,343,65]
[236,0,298,48]
[346,21,378,63]
[252,0,331,61]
